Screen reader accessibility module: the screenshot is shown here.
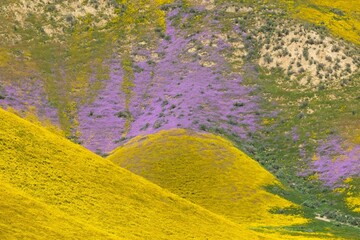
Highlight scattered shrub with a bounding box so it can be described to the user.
[233,102,244,107]
[331,45,340,52]
[140,123,150,131]
[330,8,345,16]
[153,120,162,129]
[116,110,132,119]
[303,48,309,60]
[199,124,207,131]
[45,4,56,12]
[161,100,169,107]
[264,53,273,64]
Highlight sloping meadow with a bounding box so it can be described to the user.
[0,0,360,236]
[0,108,340,239]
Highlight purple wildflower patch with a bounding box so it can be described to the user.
[311,137,360,187]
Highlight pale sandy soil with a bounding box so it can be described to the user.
[258,21,359,86]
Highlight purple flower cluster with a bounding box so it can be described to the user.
[0,79,59,125]
[311,137,360,187]
[77,62,127,153]
[76,11,259,153]
[1,10,260,154]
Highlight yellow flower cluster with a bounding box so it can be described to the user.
[282,0,360,45]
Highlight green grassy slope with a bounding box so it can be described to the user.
[0,107,272,240]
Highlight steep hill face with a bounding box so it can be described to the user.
[0,108,270,240]
[0,108,347,239]
[0,0,260,154]
[0,0,172,148]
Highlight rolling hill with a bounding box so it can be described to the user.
[108,129,306,227]
[0,0,360,238]
[0,108,345,239]
[0,108,267,239]
[108,129,360,238]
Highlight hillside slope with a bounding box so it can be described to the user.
[0,108,345,239]
[0,0,360,238]
[108,129,360,238]
[0,107,275,240]
[107,129,316,227]
[282,0,360,45]
[0,182,116,240]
